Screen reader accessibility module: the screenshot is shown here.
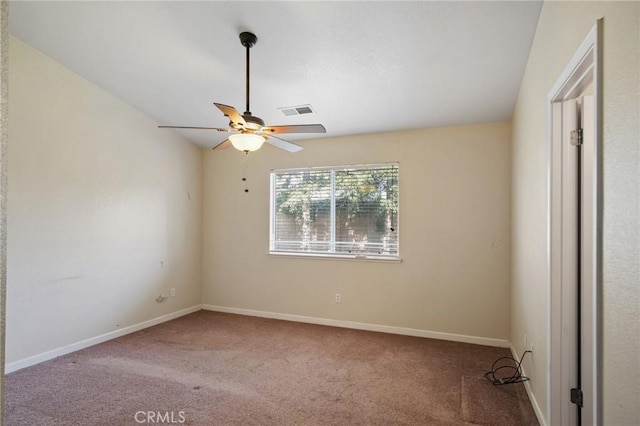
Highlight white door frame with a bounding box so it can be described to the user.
[547,19,602,426]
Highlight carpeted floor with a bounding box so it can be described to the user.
[5,311,539,425]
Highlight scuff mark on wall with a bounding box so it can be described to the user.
[44,275,82,284]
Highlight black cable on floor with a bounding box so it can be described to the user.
[484,350,532,385]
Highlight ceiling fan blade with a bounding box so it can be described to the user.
[214,103,246,127]
[262,124,326,134]
[158,125,229,132]
[265,135,303,153]
[212,139,232,150]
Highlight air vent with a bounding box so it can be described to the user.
[278,104,315,116]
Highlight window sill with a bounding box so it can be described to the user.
[267,251,402,263]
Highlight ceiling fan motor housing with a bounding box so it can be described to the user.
[243,114,264,129]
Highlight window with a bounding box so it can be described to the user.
[270,163,399,259]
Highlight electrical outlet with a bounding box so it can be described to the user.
[335,293,341,303]
[524,333,534,352]
[171,288,176,297]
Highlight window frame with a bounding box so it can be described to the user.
[269,162,400,262]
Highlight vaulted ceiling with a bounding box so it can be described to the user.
[9,1,542,148]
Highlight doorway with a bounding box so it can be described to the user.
[548,20,602,426]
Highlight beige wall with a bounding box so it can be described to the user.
[202,122,512,341]
[511,2,639,424]
[0,0,8,418]
[6,37,203,364]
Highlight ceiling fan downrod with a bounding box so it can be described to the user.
[239,32,258,116]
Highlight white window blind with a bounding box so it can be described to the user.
[270,163,399,259]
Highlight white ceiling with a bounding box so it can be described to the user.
[9,1,542,148]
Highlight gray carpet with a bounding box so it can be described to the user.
[5,311,539,425]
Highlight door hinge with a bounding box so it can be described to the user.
[571,128,583,146]
[570,387,583,407]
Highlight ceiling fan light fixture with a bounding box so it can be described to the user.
[158,31,325,153]
[229,133,265,152]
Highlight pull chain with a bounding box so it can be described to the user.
[242,151,249,193]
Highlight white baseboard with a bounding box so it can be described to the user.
[5,305,202,374]
[510,344,547,426]
[202,304,511,348]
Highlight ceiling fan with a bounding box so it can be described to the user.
[159,32,326,153]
